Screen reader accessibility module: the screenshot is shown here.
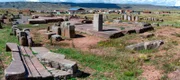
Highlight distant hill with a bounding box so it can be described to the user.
[0,2,179,10]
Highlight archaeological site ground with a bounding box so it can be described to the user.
[0,2,180,80]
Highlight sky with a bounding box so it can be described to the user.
[0,0,180,6]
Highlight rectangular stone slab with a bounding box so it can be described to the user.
[51,70,71,78]
[23,47,53,79]
[31,47,50,53]
[12,52,21,61]
[20,46,41,78]
[5,60,26,80]
[6,43,19,52]
[31,57,53,79]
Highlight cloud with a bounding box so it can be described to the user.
[175,0,180,6]
[25,0,39,2]
[42,0,178,6]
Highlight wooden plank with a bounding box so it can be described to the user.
[20,46,41,78]
[6,43,19,52]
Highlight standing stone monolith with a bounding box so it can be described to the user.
[135,16,139,22]
[124,14,127,20]
[93,14,103,31]
[128,15,131,21]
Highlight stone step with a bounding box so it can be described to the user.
[6,43,19,52]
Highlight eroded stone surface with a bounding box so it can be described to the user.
[126,40,164,51]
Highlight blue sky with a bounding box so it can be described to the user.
[1,0,180,6]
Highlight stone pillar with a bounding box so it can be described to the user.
[128,15,131,21]
[52,26,61,35]
[124,14,127,20]
[131,15,135,21]
[93,14,103,31]
[121,15,124,20]
[65,25,75,38]
[135,16,139,22]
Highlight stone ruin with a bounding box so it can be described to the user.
[11,25,33,47]
[121,14,139,22]
[45,21,75,43]
[126,40,164,51]
[140,17,164,22]
[93,14,103,31]
[5,43,80,80]
[74,14,154,39]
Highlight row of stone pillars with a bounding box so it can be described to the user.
[122,14,139,22]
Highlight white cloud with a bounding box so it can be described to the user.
[25,0,39,2]
[175,0,180,6]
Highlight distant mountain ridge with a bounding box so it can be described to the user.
[0,2,179,10]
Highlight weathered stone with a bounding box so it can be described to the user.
[81,20,92,24]
[15,29,21,37]
[52,26,61,35]
[61,22,75,38]
[5,61,26,80]
[126,40,164,51]
[65,25,75,38]
[140,32,154,38]
[46,67,71,79]
[128,15,131,21]
[12,52,21,61]
[31,47,50,54]
[31,47,78,74]
[131,15,135,21]
[123,14,127,20]
[51,35,62,41]
[19,36,28,46]
[23,28,30,32]
[135,16,139,22]
[51,70,71,79]
[113,19,121,24]
[93,14,103,31]
[27,36,33,47]
[152,23,159,27]
[45,32,56,39]
[6,43,19,52]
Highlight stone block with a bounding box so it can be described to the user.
[45,32,56,39]
[51,35,62,41]
[5,61,26,80]
[52,26,61,35]
[126,40,164,51]
[93,14,103,31]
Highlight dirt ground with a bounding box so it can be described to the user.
[140,65,162,80]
